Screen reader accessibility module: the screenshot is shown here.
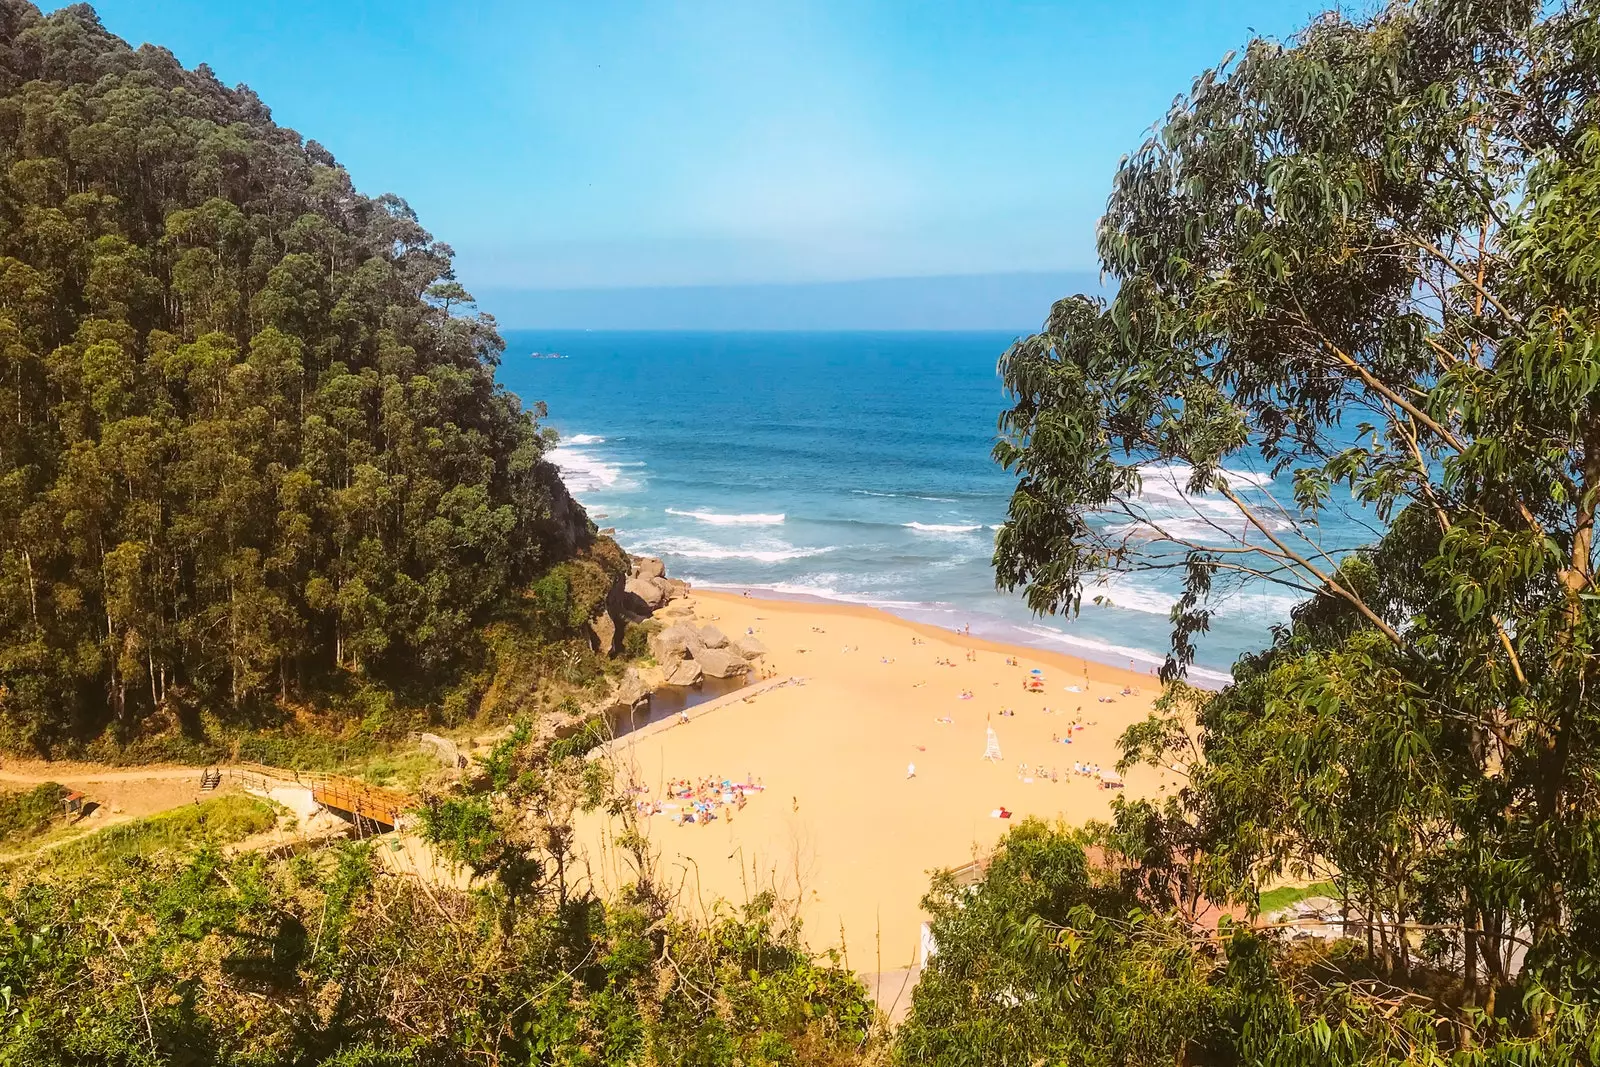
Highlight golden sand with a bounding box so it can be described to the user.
[574,590,1174,968]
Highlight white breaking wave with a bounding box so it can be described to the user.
[1086,574,1307,620]
[565,433,606,445]
[849,490,958,503]
[630,535,829,563]
[903,522,982,533]
[688,577,928,610]
[550,447,632,496]
[666,508,785,526]
[1138,461,1275,491]
[1085,577,1178,617]
[1103,515,1289,543]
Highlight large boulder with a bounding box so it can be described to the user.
[587,610,618,656]
[633,556,665,581]
[664,659,704,687]
[663,578,689,601]
[625,576,668,611]
[730,635,767,661]
[649,622,704,663]
[697,624,729,649]
[692,644,750,679]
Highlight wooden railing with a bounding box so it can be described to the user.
[217,763,411,827]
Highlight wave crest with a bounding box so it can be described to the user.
[666,508,785,526]
[903,521,982,533]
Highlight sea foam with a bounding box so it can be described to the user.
[632,536,828,563]
[903,521,982,533]
[550,447,631,495]
[666,508,785,526]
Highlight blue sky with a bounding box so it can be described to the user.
[79,0,1316,323]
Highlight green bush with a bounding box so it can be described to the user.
[46,795,278,871]
[622,620,659,660]
[549,718,607,762]
[0,782,65,844]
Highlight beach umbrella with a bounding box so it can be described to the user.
[1030,669,1043,675]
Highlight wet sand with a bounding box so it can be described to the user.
[574,590,1175,968]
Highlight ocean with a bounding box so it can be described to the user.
[496,331,1320,687]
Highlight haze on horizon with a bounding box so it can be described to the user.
[79,0,1317,327]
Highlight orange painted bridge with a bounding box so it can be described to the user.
[303,772,410,826]
[225,763,411,827]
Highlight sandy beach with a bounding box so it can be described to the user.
[574,589,1175,969]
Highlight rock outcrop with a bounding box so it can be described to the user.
[625,576,669,612]
[664,659,704,687]
[620,556,689,619]
[587,610,617,657]
[583,553,693,657]
[691,644,750,678]
[653,622,705,660]
[604,668,650,715]
[697,624,729,649]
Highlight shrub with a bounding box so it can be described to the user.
[0,782,65,843]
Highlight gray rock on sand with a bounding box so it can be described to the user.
[625,577,668,611]
[692,644,750,678]
[664,659,704,687]
[633,556,665,581]
[730,635,767,661]
[697,624,729,649]
[650,622,705,662]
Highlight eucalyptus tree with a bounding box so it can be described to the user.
[994,0,1600,1014]
[0,1,591,749]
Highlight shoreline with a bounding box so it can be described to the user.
[577,586,1182,969]
[686,584,1228,690]
[690,588,1167,691]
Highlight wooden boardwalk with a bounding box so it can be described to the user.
[222,763,410,827]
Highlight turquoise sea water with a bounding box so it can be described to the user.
[497,331,1316,686]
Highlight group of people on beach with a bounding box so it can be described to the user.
[1013,760,1120,788]
[630,774,766,826]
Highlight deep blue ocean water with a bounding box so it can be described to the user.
[496,331,1317,686]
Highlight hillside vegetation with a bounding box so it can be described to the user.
[0,0,604,756]
[2,0,1599,1065]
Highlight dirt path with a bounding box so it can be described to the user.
[0,760,212,822]
[0,761,207,785]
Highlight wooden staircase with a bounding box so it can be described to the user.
[199,767,222,792]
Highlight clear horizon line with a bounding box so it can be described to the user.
[469,267,1106,297]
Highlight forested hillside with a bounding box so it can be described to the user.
[0,2,592,751]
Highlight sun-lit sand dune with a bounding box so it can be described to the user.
[574,589,1177,969]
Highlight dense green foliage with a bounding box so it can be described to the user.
[0,0,592,753]
[899,821,1596,1067]
[0,715,876,1065]
[44,792,276,871]
[991,0,1600,1057]
[0,842,876,1066]
[0,781,60,843]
